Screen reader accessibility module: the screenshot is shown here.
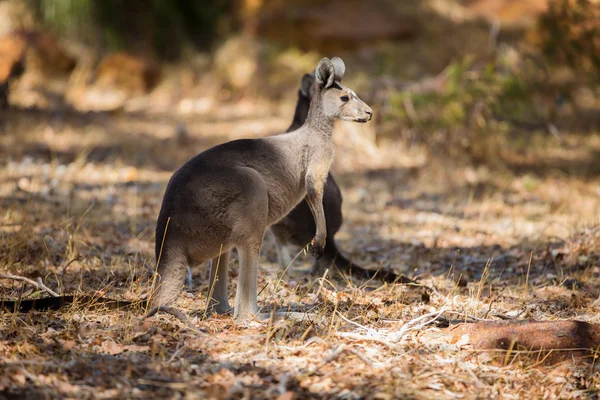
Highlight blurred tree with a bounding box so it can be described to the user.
[537,0,600,80]
[27,0,233,59]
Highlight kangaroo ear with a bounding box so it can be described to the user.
[300,73,315,97]
[331,57,345,82]
[315,57,335,89]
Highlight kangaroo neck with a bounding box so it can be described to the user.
[287,91,310,133]
[304,88,334,138]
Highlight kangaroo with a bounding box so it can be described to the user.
[152,57,373,319]
[270,73,381,279]
[269,73,404,283]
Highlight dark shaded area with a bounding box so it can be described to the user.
[506,149,600,180]
[27,0,234,59]
[0,295,134,313]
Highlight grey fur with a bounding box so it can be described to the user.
[330,57,345,82]
[316,58,336,89]
[152,57,372,319]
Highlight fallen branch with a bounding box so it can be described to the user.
[0,273,59,297]
[443,319,600,364]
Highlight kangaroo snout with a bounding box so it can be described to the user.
[356,104,373,123]
[364,107,373,121]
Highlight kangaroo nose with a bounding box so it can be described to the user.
[366,109,373,120]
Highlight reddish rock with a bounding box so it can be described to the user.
[446,319,600,364]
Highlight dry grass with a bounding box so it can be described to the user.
[2,73,600,399]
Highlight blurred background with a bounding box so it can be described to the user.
[1,0,600,166]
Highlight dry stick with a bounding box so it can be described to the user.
[203,244,224,319]
[302,343,373,378]
[524,251,534,293]
[302,344,347,378]
[37,277,60,297]
[336,311,378,335]
[167,343,186,363]
[147,217,170,313]
[390,307,447,343]
[0,273,59,297]
[59,256,80,277]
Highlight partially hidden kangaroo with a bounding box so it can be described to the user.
[152,57,373,319]
[270,73,397,282]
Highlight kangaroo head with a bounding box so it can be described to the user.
[314,57,372,123]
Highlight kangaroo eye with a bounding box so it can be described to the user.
[340,95,350,102]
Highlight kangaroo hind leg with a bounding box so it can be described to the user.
[207,251,232,315]
[228,166,269,320]
[234,244,261,320]
[150,249,189,309]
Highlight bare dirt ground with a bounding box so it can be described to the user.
[1,78,600,399]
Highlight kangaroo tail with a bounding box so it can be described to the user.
[329,242,419,285]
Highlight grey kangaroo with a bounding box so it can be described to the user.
[152,57,372,319]
[271,73,401,283]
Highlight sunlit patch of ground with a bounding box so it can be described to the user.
[1,84,600,398]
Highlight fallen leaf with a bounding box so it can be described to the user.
[103,340,124,355]
[123,345,150,353]
[60,339,76,351]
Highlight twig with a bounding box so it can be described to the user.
[167,343,186,363]
[59,256,80,277]
[337,311,378,335]
[0,273,59,297]
[302,345,347,377]
[303,343,376,379]
[390,307,447,342]
[347,347,374,367]
[37,277,60,297]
